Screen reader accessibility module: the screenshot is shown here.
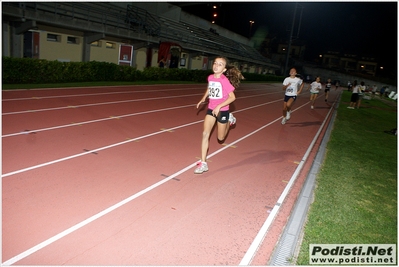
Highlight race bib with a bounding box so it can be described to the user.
[286,87,295,93]
[208,81,223,99]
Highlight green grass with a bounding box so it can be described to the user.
[296,91,397,265]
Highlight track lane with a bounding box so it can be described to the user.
[2,88,285,174]
[2,83,340,265]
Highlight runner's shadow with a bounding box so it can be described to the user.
[313,106,331,109]
[210,149,292,175]
[287,121,322,127]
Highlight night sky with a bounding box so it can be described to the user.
[172,1,397,75]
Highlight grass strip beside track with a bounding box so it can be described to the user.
[296,91,397,264]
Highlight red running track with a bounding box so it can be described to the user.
[2,83,340,265]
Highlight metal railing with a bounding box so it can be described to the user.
[126,4,160,36]
[3,2,280,67]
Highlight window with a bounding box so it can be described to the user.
[106,42,116,49]
[67,36,79,44]
[91,41,102,47]
[47,33,60,42]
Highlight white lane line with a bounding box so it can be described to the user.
[2,104,291,265]
[1,161,199,266]
[2,84,275,101]
[2,104,194,138]
[2,91,277,116]
[2,93,281,138]
[2,98,282,175]
[239,100,336,266]
[1,96,291,177]
[1,120,200,178]
[2,87,201,101]
[2,88,319,264]
[2,93,201,115]
[2,98,318,265]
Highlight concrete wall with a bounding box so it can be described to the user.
[2,22,10,56]
[39,30,82,62]
[190,56,204,70]
[90,41,119,64]
[135,48,147,71]
[35,28,121,63]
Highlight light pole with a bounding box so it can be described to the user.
[249,20,254,38]
[284,3,297,76]
[283,3,304,75]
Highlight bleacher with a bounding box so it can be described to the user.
[125,3,276,66]
[155,16,271,64]
[3,2,279,68]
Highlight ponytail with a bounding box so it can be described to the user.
[225,66,245,89]
[214,56,245,89]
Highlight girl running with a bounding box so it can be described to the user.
[281,67,304,124]
[194,56,244,174]
[308,76,322,109]
[324,78,332,102]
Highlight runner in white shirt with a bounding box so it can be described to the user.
[308,76,322,109]
[281,68,304,125]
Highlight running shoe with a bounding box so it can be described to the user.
[194,161,208,174]
[286,110,291,120]
[281,117,287,125]
[229,113,236,126]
